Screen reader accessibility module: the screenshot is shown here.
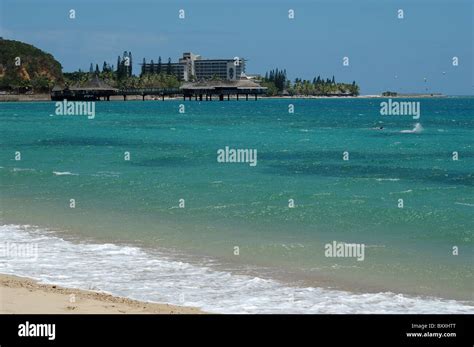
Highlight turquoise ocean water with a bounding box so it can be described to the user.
[0,98,473,313]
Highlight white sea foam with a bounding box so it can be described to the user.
[12,168,36,172]
[0,224,472,314]
[53,171,78,176]
[357,178,400,182]
[389,189,412,195]
[400,123,423,134]
[455,202,474,207]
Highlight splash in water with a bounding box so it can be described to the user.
[400,123,423,133]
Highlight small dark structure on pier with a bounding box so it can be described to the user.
[180,80,267,101]
[51,75,118,101]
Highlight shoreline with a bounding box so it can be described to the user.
[0,93,454,103]
[1,223,473,314]
[0,274,204,314]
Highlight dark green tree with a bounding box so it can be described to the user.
[116,56,122,79]
[141,58,146,76]
[264,68,287,92]
[166,57,172,75]
[150,60,154,74]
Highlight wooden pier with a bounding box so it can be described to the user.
[51,77,267,101]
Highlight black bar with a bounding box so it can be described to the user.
[0,314,472,346]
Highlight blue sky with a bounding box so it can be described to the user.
[1,0,472,94]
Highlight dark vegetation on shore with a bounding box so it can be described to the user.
[261,68,359,96]
[0,39,360,96]
[63,51,181,90]
[0,39,63,92]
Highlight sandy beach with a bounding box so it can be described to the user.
[0,274,203,314]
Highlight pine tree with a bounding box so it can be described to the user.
[122,51,128,77]
[264,68,286,92]
[116,56,122,79]
[128,52,133,77]
[157,56,162,74]
[89,63,94,74]
[166,57,172,75]
[141,58,146,76]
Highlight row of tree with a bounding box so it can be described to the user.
[63,69,180,90]
[264,69,287,92]
[290,79,359,96]
[262,69,359,96]
[141,57,173,76]
[88,62,113,75]
[63,70,181,89]
[66,51,183,87]
[80,51,133,83]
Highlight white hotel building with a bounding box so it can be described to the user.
[142,52,245,81]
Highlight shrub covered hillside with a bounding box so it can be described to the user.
[0,38,64,92]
